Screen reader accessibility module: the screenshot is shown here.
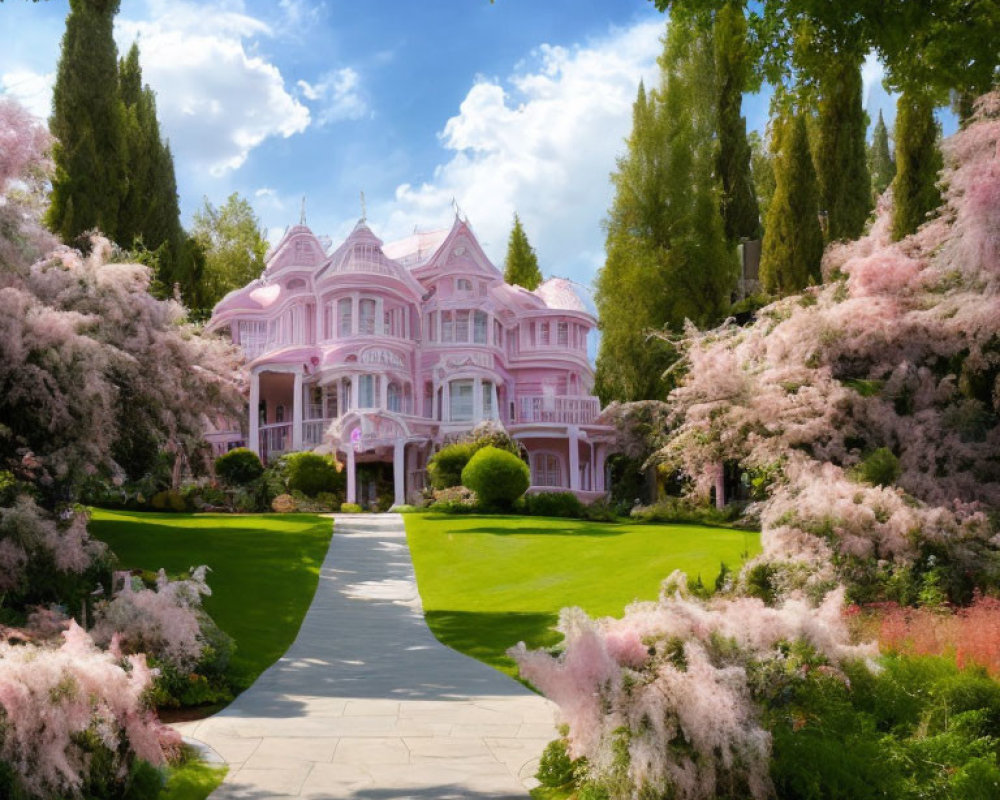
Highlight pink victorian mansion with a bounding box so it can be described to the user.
[207,213,614,508]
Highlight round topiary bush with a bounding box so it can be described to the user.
[283,451,343,497]
[214,447,264,487]
[460,446,530,510]
[427,442,477,489]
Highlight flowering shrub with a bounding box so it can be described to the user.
[92,566,213,672]
[512,576,872,800]
[428,485,477,512]
[0,622,180,799]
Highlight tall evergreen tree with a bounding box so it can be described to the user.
[714,1,760,242]
[46,0,125,243]
[595,18,735,403]
[759,114,824,294]
[868,109,896,199]
[749,130,776,229]
[503,213,542,290]
[891,90,942,241]
[117,42,185,291]
[814,53,871,241]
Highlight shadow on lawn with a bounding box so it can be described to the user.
[424,609,562,682]
[432,521,628,538]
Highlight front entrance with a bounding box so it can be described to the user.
[356,462,394,511]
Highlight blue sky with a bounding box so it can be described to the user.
[1,0,909,291]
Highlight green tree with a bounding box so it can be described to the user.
[868,109,895,199]
[759,114,824,294]
[813,53,871,241]
[714,1,760,242]
[890,90,942,241]
[503,212,542,290]
[749,130,776,228]
[117,42,185,288]
[595,18,736,403]
[46,0,125,243]
[191,193,269,309]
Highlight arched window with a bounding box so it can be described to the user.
[532,453,562,487]
[449,380,474,421]
[387,382,402,413]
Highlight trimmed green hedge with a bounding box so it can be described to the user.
[461,446,529,510]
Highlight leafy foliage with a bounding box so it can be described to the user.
[427,442,477,490]
[281,451,343,498]
[461,446,530,510]
[213,448,263,487]
[190,193,268,310]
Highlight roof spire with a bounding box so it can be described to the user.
[360,190,367,223]
[299,195,306,225]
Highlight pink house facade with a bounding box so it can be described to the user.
[207,215,614,507]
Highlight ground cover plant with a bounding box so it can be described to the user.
[87,509,332,697]
[405,514,759,680]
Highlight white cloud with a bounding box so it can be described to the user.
[377,20,664,284]
[116,0,310,175]
[297,68,368,125]
[0,69,54,120]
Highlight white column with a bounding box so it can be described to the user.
[491,383,499,420]
[292,369,303,451]
[375,298,384,335]
[380,376,388,410]
[473,377,483,423]
[442,381,451,422]
[393,441,405,507]
[351,373,359,408]
[568,427,580,491]
[351,295,359,335]
[346,448,356,504]
[249,370,261,457]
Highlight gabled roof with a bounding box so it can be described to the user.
[315,219,425,297]
[264,224,327,276]
[411,216,502,280]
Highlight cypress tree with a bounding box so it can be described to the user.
[814,54,871,241]
[595,18,735,403]
[47,0,125,243]
[503,213,542,290]
[891,90,942,241]
[868,109,896,199]
[759,114,824,295]
[714,1,760,242]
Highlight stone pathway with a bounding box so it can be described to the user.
[173,513,558,799]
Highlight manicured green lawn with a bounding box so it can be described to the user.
[88,509,332,690]
[405,514,760,680]
[162,760,227,800]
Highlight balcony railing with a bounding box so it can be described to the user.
[515,395,601,425]
[259,423,292,462]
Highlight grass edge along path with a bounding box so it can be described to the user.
[405,514,760,682]
[87,509,333,695]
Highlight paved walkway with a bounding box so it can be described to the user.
[173,513,558,799]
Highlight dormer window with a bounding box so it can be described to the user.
[457,278,473,292]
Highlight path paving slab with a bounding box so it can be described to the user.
[174,513,557,799]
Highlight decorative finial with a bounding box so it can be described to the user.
[360,190,367,222]
[299,196,306,225]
